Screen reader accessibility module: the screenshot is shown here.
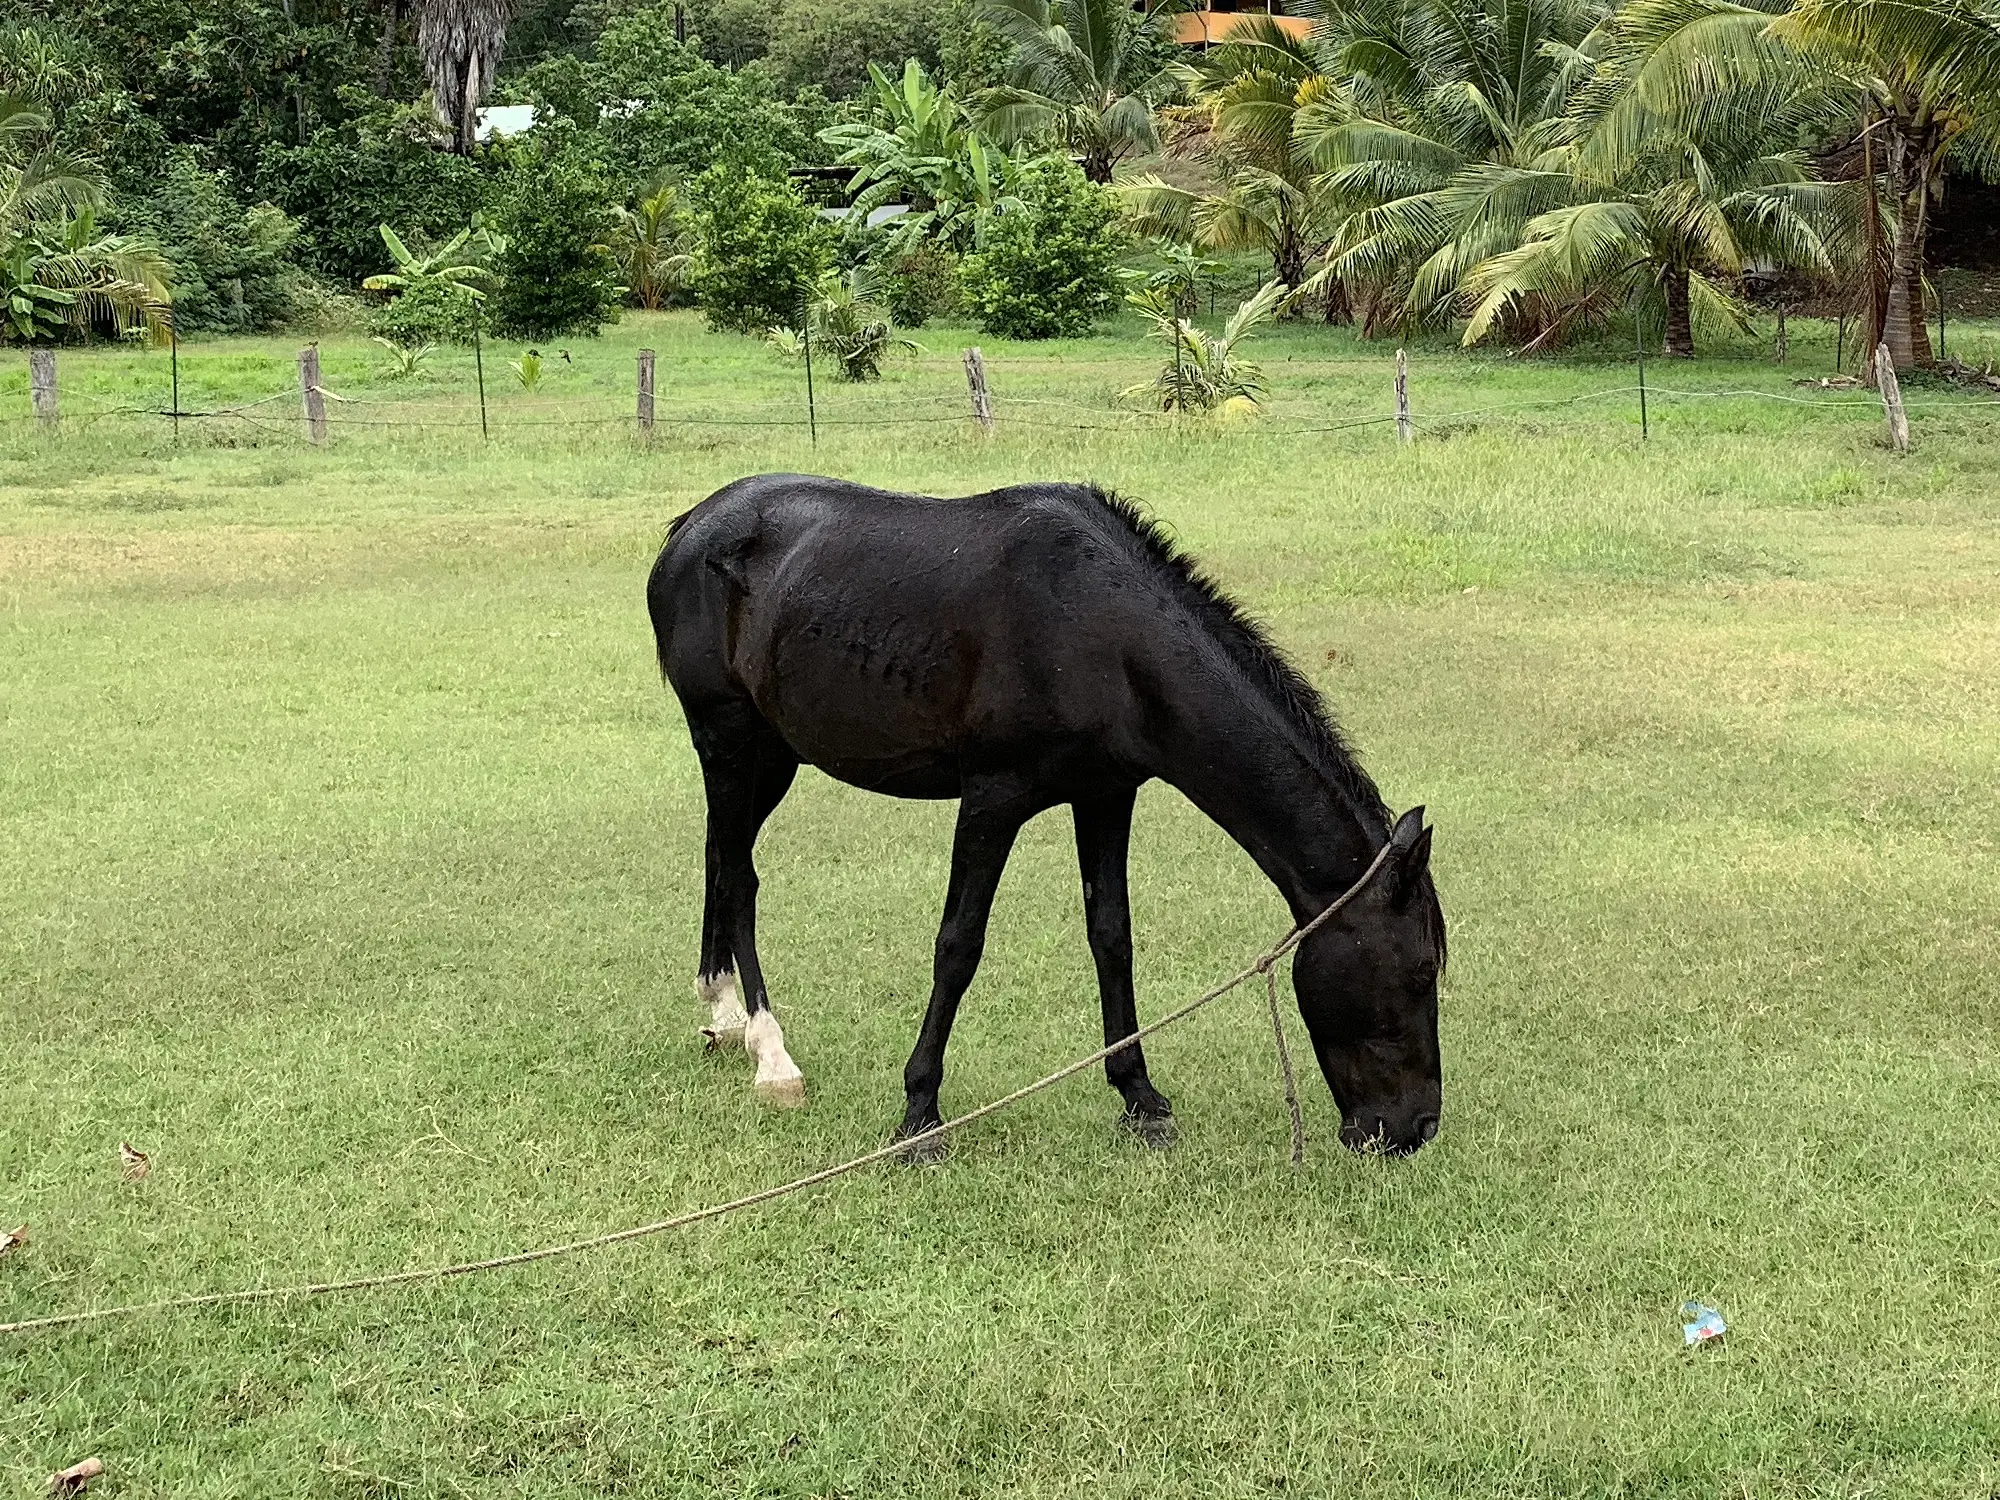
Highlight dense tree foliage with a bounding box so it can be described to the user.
[122,156,304,332]
[488,123,624,336]
[8,0,1993,366]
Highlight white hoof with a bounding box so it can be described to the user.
[746,1009,806,1108]
[754,1074,808,1108]
[696,972,749,1053]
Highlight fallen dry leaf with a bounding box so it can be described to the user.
[118,1142,150,1181]
[49,1457,104,1495]
[0,1225,25,1257]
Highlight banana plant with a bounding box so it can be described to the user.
[361,222,503,301]
[820,60,1029,254]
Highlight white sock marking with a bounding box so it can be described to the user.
[745,1008,806,1105]
[696,972,749,1048]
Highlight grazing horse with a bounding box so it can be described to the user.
[647,475,1446,1154]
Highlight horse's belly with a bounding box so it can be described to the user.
[812,752,962,799]
[748,624,973,796]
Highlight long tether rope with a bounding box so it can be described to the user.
[0,841,1395,1339]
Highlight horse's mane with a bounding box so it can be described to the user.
[1077,487,1445,967]
[1079,486,1392,836]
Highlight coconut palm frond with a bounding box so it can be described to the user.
[1460,199,1650,344]
[974,0,1183,179]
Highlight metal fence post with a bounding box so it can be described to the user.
[800,299,817,445]
[1635,313,1648,440]
[637,347,656,436]
[1395,348,1413,443]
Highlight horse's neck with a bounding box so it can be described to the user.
[1154,695,1382,922]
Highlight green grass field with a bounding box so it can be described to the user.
[5,310,2000,1498]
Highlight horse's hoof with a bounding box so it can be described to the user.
[893,1127,949,1165]
[1121,1111,1177,1151]
[754,1075,807,1108]
[701,1024,745,1053]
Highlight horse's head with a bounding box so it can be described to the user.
[1292,808,1444,1155]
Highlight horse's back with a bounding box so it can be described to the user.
[649,476,1154,792]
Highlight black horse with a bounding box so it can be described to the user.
[648,474,1446,1154]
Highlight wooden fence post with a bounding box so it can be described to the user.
[1394,348,1412,444]
[1875,343,1908,454]
[637,347,656,435]
[29,348,57,428]
[963,347,994,434]
[298,345,327,445]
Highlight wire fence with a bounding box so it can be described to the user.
[8,342,1998,449]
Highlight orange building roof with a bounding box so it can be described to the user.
[1167,9,1313,44]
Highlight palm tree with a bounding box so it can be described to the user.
[766,266,920,381]
[1445,18,1842,357]
[418,0,513,154]
[1297,0,1608,333]
[1606,0,2000,368]
[1,96,171,343]
[1124,277,1288,413]
[607,184,695,310]
[1456,125,1838,356]
[1121,19,1344,304]
[974,0,1185,183]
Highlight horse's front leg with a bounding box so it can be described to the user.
[1074,786,1174,1147]
[896,783,1031,1154]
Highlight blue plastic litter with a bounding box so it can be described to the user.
[1681,1301,1727,1346]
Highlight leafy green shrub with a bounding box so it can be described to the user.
[688,162,835,335]
[288,273,368,334]
[487,127,623,340]
[959,158,1123,340]
[257,96,492,286]
[882,242,960,327]
[120,156,303,333]
[369,279,482,344]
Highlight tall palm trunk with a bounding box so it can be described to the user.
[1321,274,1351,326]
[1274,217,1305,296]
[1881,114,1936,368]
[419,0,512,154]
[1662,263,1693,358]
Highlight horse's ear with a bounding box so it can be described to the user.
[1389,807,1432,909]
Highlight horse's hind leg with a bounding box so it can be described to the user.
[1074,787,1174,1147]
[690,701,803,1104]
